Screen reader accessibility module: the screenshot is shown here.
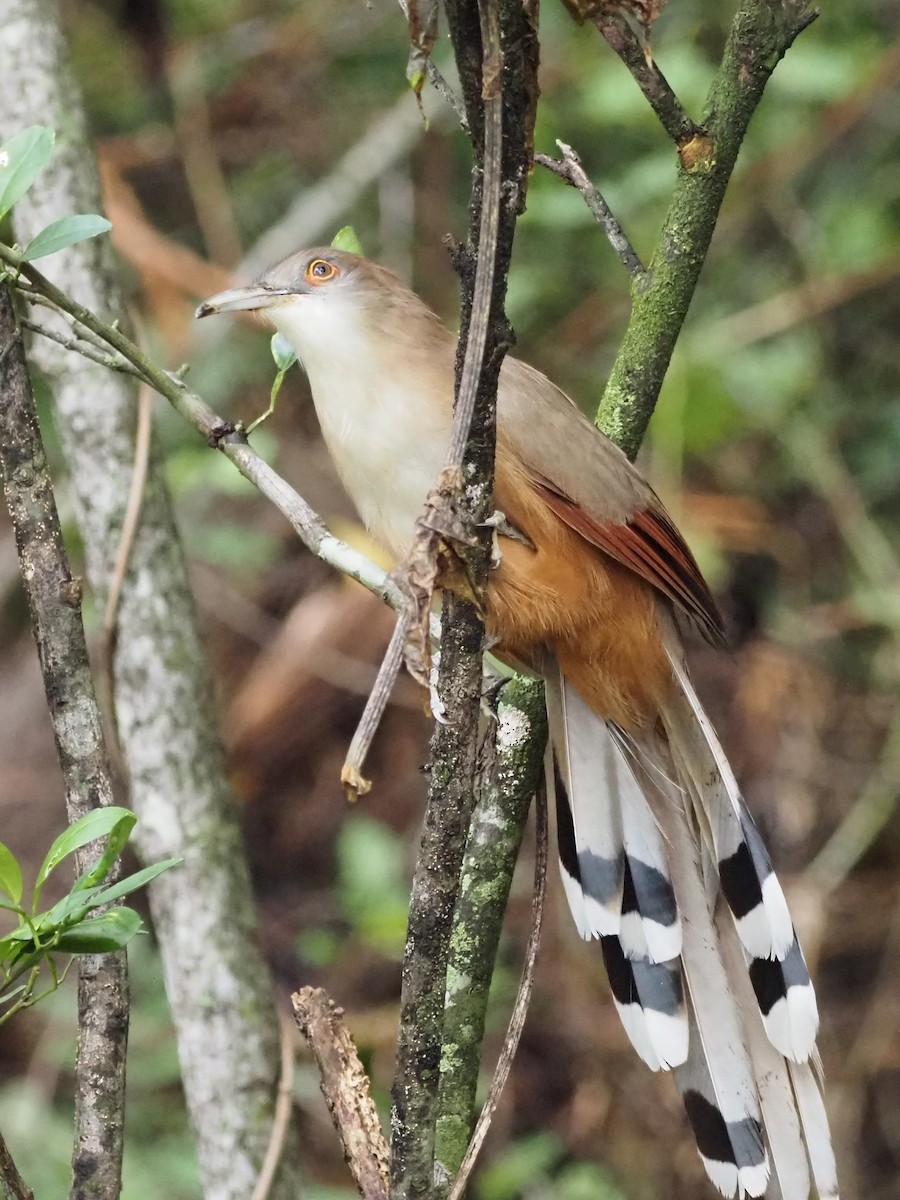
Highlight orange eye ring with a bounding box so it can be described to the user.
[305,258,339,285]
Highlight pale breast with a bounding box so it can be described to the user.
[310,369,451,559]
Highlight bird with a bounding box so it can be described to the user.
[197,247,838,1200]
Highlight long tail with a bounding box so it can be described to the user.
[545,645,837,1199]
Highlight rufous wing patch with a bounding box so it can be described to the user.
[535,481,725,646]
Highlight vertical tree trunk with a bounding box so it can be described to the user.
[0,3,303,1196]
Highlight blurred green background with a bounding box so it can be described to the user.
[1,0,898,1196]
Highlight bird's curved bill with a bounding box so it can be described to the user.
[195,286,290,319]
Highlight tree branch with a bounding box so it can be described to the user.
[595,0,818,458]
[0,5,306,1191]
[389,1,536,1196]
[0,1126,33,1200]
[434,676,547,1180]
[293,989,390,1200]
[535,141,644,277]
[0,287,128,1200]
[592,11,701,145]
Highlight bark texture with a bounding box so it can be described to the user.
[0,3,302,1196]
[0,288,129,1199]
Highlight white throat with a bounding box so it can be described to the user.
[270,293,453,558]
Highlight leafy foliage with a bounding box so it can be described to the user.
[0,808,178,1026]
[0,126,110,262]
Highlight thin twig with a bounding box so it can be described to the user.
[535,141,644,277]
[251,1017,297,1200]
[20,319,145,378]
[445,778,548,1200]
[595,0,818,459]
[98,380,154,777]
[103,382,154,643]
[341,607,414,800]
[16,285,136,359]
[592,12,701,145]
[292,988,390,1200]
[396,0,470,132]
[443,2,504,473]
[0,241,404,616]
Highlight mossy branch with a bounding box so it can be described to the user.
[434,677,547,1180]
[596,0,817,458]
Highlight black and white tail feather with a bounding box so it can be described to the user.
[545,632,836,1199]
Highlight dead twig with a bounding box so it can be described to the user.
[292,988,390,1200]
[535,141,644,277]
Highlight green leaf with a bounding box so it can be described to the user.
[36,887,103,933]
[331,226,364,255]
[54,907,144,954]
[74,810,137,891]
[0,934,22,961]
[22,214,112,262]
[35,807,135,898]
[270,332,296,373]
[77,858,180,910]
[0,843,23,906]
[0,127,54,220]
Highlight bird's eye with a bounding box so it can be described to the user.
[305,258,339,284]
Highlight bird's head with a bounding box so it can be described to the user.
[195,247,382,363]
[197,245,453,401]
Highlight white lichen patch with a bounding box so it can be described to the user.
[497,706,530,751]
[444,963,473,1000]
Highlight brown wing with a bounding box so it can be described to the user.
[535,478,726,646]
[497,355,725,645]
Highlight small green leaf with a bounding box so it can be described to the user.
[54,908,144,954]
[78,858,180,910]
[0,934,22,961]
[74,810,137,891]
[270,332,296,373]
[0,843,23,906]
[35,807,135,898]
[0,127,55,220]
[331,226,364,255]
[22,214,112,262]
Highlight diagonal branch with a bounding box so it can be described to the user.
[0,243,402,613]
[595,0,818,458]
[592,11,702,145]
[536,141,645,277]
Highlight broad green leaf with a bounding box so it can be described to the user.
[22,214,112,262]
[41,856,176,931]
[54,907,143,954]
[0,844,22,905]
[0,127,54,220]
[76,858,180,911]
[331,225,363,255]
[270,332,296,373]
[35,807,135,897]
